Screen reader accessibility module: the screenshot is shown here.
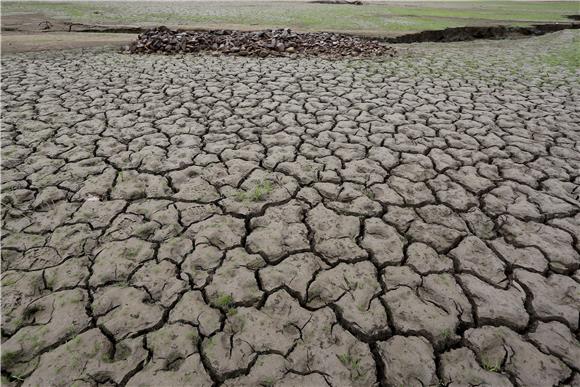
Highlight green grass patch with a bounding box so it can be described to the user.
[482,358,501,372]
[235,180,273,202]
[215,294,234,307]
[542,36,580,70]
[337,353,368,381]
[2,1,577,34]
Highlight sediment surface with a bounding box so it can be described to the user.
[1,30,579,386]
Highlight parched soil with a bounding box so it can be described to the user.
[1,30,579,386]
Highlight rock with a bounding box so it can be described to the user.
[127,26,395,58]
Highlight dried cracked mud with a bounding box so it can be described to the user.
[1,30,580,387]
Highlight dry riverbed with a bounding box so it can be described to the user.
[1,28,579,386]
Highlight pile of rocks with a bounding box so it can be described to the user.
[126,26,395,57]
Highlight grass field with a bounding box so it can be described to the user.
[2,1,578,35]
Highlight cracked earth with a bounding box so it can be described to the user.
[1,30,580,387]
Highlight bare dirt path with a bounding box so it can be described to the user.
[1,13,137,53]
[1,30,579,386]
[1,32,135,54]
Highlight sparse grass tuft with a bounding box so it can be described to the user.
[215,294,234,308]
[187,330,198,343]
[125,247,139,258]
[260,377,275,387]
[364,189,374,199]
[235,180,273,202]
[337,353,367,381]
[482,358,501,372]
[214,293,237,315]
[204,337,215,350]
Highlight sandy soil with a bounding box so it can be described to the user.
[1,32,135,53]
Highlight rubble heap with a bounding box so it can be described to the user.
[127,26,395,57]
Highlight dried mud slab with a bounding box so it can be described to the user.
[465,326,572,386]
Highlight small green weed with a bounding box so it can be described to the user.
[235,180,273,202]
[214,293,237,315]
[125,247,139,258]
[482,358,501,372]
[215,294,234,308]
[260,377,275,387]
[204,337,215,350]
[337,353,367,381]
[187,330,198,343]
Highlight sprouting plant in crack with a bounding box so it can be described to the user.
[11,317,23,329]
[248,180,273,201]
[125,247,139,258]
[66,326,79,341]
[260,377,275,387]
[2,276,18,287]
[101,352,114,363]
[234,190,248,202]
[1,350,20,368]
[24,334,45,350]
[187,330,198,344]
[214,293,236,315]
[482,358,501,372]
[10,374,24,382]
[337,353,367,381]
[235,180,273,202]
[204,337,215,350]
[441,328,452,340]
[91,342,102,357]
